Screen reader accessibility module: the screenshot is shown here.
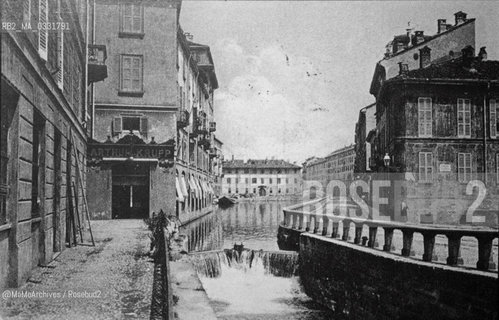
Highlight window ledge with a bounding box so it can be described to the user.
[118,91,145,97]
[118,32,145,39]
[0,223,12,233]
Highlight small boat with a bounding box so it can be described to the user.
[218,196,237,207]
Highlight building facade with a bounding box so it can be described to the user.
[368,22,499,226]
[354,103,376,174]
[221,159,301,197]
[302,145,356,187]
[1,0,105,288]
[86,0,221,224]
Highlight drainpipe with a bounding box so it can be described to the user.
[483,81,490,185]
[91,0,96,139]
[84,0,89,136]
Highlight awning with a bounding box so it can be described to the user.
[179,176,189,197]
[206,181,213,194]
[208,183,214,194]
[200,180,207,195]
[176,177,184,202]
[189,176,199,198]
[196,178,204,200]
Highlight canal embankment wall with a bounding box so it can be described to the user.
[279,225,498,320]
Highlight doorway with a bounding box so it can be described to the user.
[112,163,149,219]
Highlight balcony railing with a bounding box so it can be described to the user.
[88,44,108,83]
[177,110,190,129]
[209,121,216,132]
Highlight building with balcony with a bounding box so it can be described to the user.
[302,145,356,187]
[368,13,499,227]
[1,0,105,288]
[221,159,301,197]
[86,0,221,224]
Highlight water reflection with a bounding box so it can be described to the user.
[182,200,298,252]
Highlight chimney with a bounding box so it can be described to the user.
[398,62,409,76]
[419,46,432,69]
[461,45,475,68]
[414,31,425,45]
[478,47,487,61]
[454,11,467,25]
[232,154,234,161]
[437,19,447,33]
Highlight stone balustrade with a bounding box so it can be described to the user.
[282,198,498,271]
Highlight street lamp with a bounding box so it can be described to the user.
[383,153,390,167]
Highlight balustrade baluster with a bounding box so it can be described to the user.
[368,227,378,248]
[322,216,329,236]
[342,220,350,241]
[331,221,339,238]
[477,236,493,271]
[401,230,414,257]
[446,235,462,266]
[313,216,320,234]
[422,232,436,262]
[383,228,394,252]
[298,212,304,230]
[354,224,363,245]
[291,212,297,229]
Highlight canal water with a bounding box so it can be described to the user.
[183,200,335,319]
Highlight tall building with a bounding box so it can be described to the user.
[368,12,499,226]
[1,0,106,288]
[302,145,356,186]
[86,0,221,224]
[354,103,376,174]
[221,159,301,197]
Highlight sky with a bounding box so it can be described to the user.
[180,1,499,163]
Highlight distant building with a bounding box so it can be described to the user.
[221,159,302,196]
[303,144,356,186]
[354,103,376,173]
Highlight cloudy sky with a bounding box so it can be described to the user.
[180,1,499,163]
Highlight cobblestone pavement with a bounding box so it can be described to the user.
[0,220,154,320]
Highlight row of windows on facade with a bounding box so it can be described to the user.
[307,156,355,171]
[309,164,355,173]
[225,177,298,184]
[23,0,84,120]
[417,98,499,137]
[224,169,298,174]
[177,141,213,173]
[418,152,499,183]
[227,188,299,195]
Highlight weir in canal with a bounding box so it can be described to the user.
[179,200,334,319]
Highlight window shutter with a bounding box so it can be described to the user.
[140,117,148,135]
[56,26,64,89]
[113,117,122,135]
[491,100,497,138]
[38,0,48,60]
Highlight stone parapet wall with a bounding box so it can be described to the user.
[299,233,498,320]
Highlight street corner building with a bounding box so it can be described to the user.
[1,0,104,288]
[86,0,222,223]
[359,11,499,227]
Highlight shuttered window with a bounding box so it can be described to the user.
[120,55,143,92]
[56,12,64,89]
[23,0,31,23]
[113,116,148,137]
[38,0,48,60]
[418,152,433,182]
[120,4,143,34]
[491,99,498,138]
[458,153,472,183]
[457,98,471,137]
[418,97,432,137]
[497,153,499,183]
